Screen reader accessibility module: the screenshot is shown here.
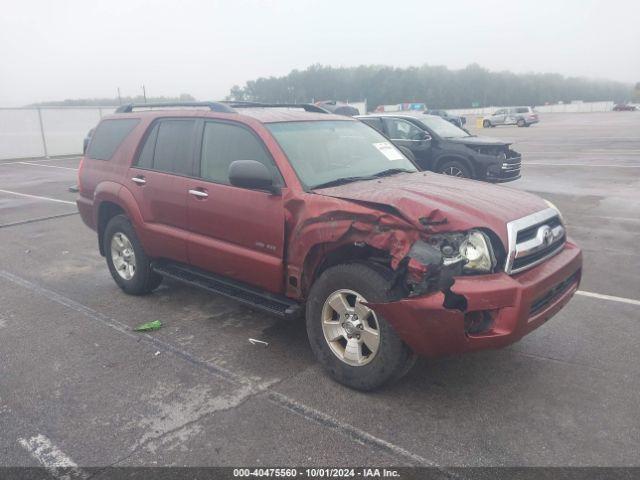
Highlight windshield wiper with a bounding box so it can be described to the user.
[371,168,414,178]
[312,176,376,189]
[312,169,414,190]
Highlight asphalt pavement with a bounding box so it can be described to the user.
[0,112,639,470]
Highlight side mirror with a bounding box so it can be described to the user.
[418,130,432,141]
[228,160,280,194]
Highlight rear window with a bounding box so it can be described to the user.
[153,120,195,175]
[133,119,196,176]
[87,119,139,160]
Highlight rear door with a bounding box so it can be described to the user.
[382,117,432,168]
[186,119,286,293]
[126,118,197,263]
[505,108,518,125]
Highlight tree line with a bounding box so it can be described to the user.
[30,93,196,107]
[228,64,634,110]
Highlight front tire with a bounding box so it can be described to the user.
[104,214,162,295]
[482,120,491,128]
[438,160,471,179]
[306,264,415,391]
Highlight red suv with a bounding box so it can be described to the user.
[77,101,582,390]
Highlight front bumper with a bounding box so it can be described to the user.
[369,241,582,358]
[485,153,522,183]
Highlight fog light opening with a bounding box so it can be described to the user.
[464,310,495,335]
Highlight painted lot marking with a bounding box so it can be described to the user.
[524,163,640,168]
[1,156,82,165]
[0,189,76,205]
[15,161,78,171]
[576,291,640,307]
[18,434,89,480]
[0,270,441,468]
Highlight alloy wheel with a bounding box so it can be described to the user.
[442,166,465,177]
[321,289,380,366]
[110,232,136,280]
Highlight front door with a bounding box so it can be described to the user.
[126,118,197,263]
[186,120,286,293]
[491,109,507,125]
[382,117,432,169]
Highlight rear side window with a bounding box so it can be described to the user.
[199,121,281,185]
[515,107,530,113]
[135,119,196,175]
[87,119,139,160]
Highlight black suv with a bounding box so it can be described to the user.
[357,114,521,182]
[424,109,466,128]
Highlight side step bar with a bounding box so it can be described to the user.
[152,261,302,319]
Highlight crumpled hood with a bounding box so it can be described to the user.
[447,136,511,147]
[313,172,548,245]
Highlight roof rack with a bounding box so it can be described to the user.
[115,102,236,114]
[222,101,330,114]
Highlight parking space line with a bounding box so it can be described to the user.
[18,434,89,480]
[0,212,79,229]
[1,156,82,165]
[524,163,640,168]
[16,161,78,171]
[0,270,441,468]
[0,188,76,205]
[576,291,640,306]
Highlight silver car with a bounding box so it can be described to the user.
[483,106,539,128]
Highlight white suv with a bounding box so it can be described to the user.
[483,106,539,128]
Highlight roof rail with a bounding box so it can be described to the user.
[222,101,330,114]
[115,102,236,114]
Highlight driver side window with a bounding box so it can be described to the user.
[383,118,423,140]
[493,109,506,116]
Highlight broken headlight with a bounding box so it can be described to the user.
[459,231,496,273]
[425,230,496,274]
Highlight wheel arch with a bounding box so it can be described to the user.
[95,184,145,256]
[97,201,126,256]
[301,242,395,299]
[434,155,476,178]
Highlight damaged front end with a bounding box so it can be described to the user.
[402,229,498,298]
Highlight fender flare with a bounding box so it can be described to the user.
[93,183,146,255]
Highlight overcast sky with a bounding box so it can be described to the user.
[0,0,638,106]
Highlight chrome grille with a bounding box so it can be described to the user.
[505,208,566,274]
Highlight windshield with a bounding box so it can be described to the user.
[414,115,470,138]
[267,120,417,189]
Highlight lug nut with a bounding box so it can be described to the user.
[347,335,352,339]
[357,324,364,330]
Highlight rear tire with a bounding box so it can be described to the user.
[306,264,415,391]
[438,160,471,179]
[104,215,162,295]
[517,119,526,127]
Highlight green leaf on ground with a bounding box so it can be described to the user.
[134,320,162,332]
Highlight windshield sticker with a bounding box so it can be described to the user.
[373,142,404,161]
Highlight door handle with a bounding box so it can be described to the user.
[188,189,208,199]
[131,176,146,185]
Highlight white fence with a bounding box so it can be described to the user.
[446,101,615,116]
[0,106,116,160]
[0,101,621,160]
